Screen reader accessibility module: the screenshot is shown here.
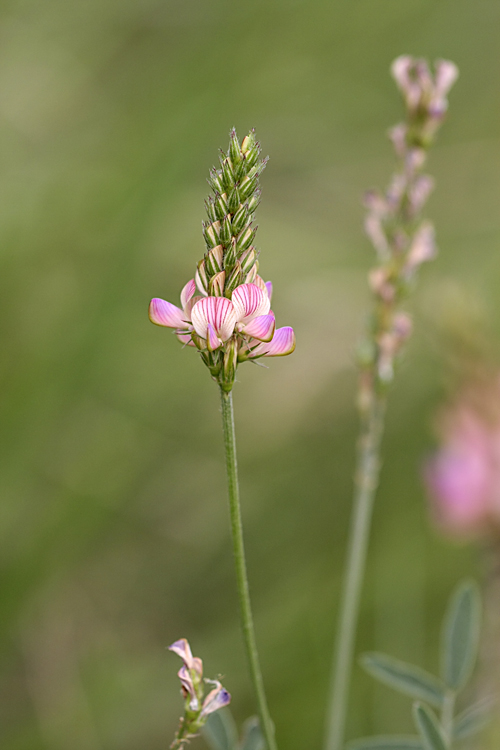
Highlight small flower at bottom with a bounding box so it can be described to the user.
[168,638,231,749]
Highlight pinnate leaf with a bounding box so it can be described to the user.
[203,709,238,750]
[441,579,481,691]
[239,717,265,750]
[360,652,445,708]
[453,696,495,740]
[412,703,446,750]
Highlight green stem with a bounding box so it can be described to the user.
[219,387,278,750]
[441,690,455,748]
[325,394,387,750]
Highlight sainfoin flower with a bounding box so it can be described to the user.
[150,280,295,359]
[424,378,500,538]
[168,638,231,748]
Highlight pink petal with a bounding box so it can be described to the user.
[206,322,222,351]
[191,296,237,342]
[149,298,186,328]
[176,332,196,347]
[200,682,231,717]
[232,283,270,324]
[177,665,196,699]
[265,281,273,301]
[242,314,275,342]
[249,326,296,357]
[180,279,196,310]
[169,638,194,669]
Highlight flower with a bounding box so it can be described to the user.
[424,378,500,538]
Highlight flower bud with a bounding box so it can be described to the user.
[219,215,232,246]
[227,186,241,213]
[205,197,218,223]
[221,158,235,190]
[239,247,257,274]
[246,191,261,214]
[224,238,238,269]
[241,130,256,154]
[203,221,221,249]
[225,261,242,294]
[236,226,255,252]
[231,204,249,234]
[229,128,241,164]
[214,192,228,220]
[208,168,224,193]
[195,260,208,295]
[221,336,238,391]
[209,270,226,296]
[243,145,259,170]
[206,245,224,275]
[245,264,257,285]
[239,174,258,200]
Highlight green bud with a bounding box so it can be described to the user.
[241,130,256,154]
[236,226,256,252]
[205,245,223,276]
[227,186,241,213]
[224,238,238,269]
[205,197,217,223]
[239,247,257,274]
[219,215,232,246]
[231,203,248,234]
[221,158,235,190]
[208,168,224,193]
[214,192,229,220]
[243,145,259,170]
[247,191,261,214]
[203,220,221,248]
[225,261,243,294]
[209,270,226,296]
[196,260,209,294]
[191,331,206,350]
[239,174,258,200]
[229,129,241,164]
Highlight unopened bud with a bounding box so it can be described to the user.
[243,145,259,170]
[245,264,257,285]
[221,158,235,190]
[241,131,256,154]
[205,197,218,223]
[209,270,226,296]
[247,191,261,214]
[219,215,232,246]
[214,192,229,220]
[224,238,238,269]
[404,221,436,274]
[208,169,224,193]
[221,336,238,391]
[239,247,256,274]
[231,204,248,234]
[225,261,242,294]
[236,226,255,252]
[227,186,241,213]
[195,260,208,295]
[191,331,206,350]
[239,174,258,200]
[229,129,241,164]
[205,245,224,276]
[203,221,221,249]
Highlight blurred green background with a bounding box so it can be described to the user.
[1,0,499,748]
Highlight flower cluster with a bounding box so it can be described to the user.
[149,129,295,392]
[169,638,231,748]
[425,376,500,538]
[359,56,458,400]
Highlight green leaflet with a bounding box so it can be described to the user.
[240,717,265,750]
[441,580,481,691]
[347,736,423,750]
[202,709,238,750]
[413,703,447,750]
[453,696,495,740]
[360,652,445,708]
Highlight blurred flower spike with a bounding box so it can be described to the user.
[425,377,500,539]
[149,128,295,392]
[359,55,458,398]
[168,638,231,748]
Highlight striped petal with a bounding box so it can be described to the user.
[180,278,196,309]
[265,281,273,301]
[232,283,270,324]
[200,682,231,717]
[242,314,275,342]
[191,296,237,342]
[149,298,186,328]
[169,639,195,669]
[249,326,295,357]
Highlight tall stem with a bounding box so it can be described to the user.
[219,387,278,750]
[325,394,387,750]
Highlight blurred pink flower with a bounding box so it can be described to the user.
[425,380,500,537]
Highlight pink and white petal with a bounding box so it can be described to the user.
[183,295,203,321]
[180,279,196,309]
[253,275,267,292]
[200,684,232,717]
[265,281,273,301]
[191,297,237,342]
[249,327,296,357]
[242,314,275,342]
[176,332,196,347]
[206,322,222,351]
[232,283,270,324]
[177,665,196,699]
[168,638,194,669]
[149,298,186,328]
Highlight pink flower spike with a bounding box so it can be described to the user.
[232,283,270,324]
[206,322,222,351]
[265,281,273,301]
[249,326,296,358]
[242,314,275,342]
[200,682,231,717]
[180,279,196,309]
[169,638,195,669]
[149,298,186,328]
[191,296,237,342]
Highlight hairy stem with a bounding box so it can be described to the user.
[219,387,277,750]
[325,394,387,750]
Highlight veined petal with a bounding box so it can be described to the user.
[253,275,267,292]
[232,283,270,324]
[200,682,231,717]
[169,638,195,669]
[242,314,275,342]
[149,298,186,328]
[249,326,295,357]
[265,281,273,301]
[206,322,222,351]
[180,279,196,309]
[177,665,196,700]
[191,296,237,342]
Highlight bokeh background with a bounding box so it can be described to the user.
[1,0,499,748]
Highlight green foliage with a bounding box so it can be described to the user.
[452,697,496,741]
[440,580,481,692]
[360,653,445,709]
[203,712,264,750]
[347,737,422,750]
[412,704,446,750]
